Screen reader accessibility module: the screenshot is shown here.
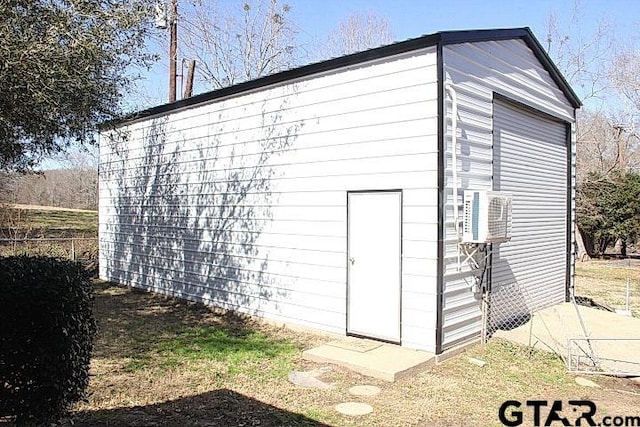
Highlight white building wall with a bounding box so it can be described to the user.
[99,47,439,351]
[440,39,575,349]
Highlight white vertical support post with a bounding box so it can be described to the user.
[71,238,76,261]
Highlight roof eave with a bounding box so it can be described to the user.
[101,27,580,129]
[100,33,443,129]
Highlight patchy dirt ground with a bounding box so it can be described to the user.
[55,281,640,427]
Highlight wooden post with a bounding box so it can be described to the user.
[183,59,196,99]
[169,0,178,102]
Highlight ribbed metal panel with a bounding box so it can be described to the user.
[438,39,576,353]
[490,100,567,324]
[99,48,440,351]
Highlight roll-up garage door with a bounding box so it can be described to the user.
[490,99,568,326]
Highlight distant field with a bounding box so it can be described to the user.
[1,205,98,238]
[12,203,98,213]
[0,205,98,261]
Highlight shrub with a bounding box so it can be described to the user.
[0,256,97,425]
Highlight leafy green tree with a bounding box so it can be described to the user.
[0,0,157,171]
[577,171,640,256]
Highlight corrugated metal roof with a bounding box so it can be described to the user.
[103,27,580,129]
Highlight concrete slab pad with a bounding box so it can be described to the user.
[303,340,435,382]
[495,302,640,375]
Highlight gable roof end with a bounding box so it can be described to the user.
[438,27,581,108]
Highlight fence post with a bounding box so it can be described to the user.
[71,239,75,261]
[626,276,630,313]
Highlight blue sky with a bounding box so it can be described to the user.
[292,0,638,46]
[136,0,639,111]
[295,0,565,40]
[42,0,637,169]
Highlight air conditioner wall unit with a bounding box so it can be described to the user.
[462,190,512,243]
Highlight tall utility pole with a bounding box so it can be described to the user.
[169,0,178,103]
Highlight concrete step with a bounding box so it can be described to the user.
[302,337,435,382]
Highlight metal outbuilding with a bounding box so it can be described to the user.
[99,27,580,355]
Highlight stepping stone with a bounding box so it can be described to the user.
[468,357,487,367]
[575,376,600,388]
[335,402,373,416]
[348,385,381,396]
[288,366,334,389]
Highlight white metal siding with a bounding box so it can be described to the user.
[440,39,575,350]
[99,48,439,351]
[491,100,568,324]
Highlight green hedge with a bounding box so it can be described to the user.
[0,256,97,425]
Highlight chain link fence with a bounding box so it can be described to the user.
[0,237,98,274]
[484,282,534,339]
[574,259,640,317]
[485,259,639,338]
[567,337,640,376]
[483,258,640,376]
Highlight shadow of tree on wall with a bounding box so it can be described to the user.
[62,388,329,426]
[101,97,303,315]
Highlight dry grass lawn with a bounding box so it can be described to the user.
[58,280,640,427]
[575,259,640,316]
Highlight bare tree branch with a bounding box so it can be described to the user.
[322,11,394,59]
[546,1,616,103]
[180,0,298,90]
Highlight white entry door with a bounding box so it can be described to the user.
[347,191,401,343]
